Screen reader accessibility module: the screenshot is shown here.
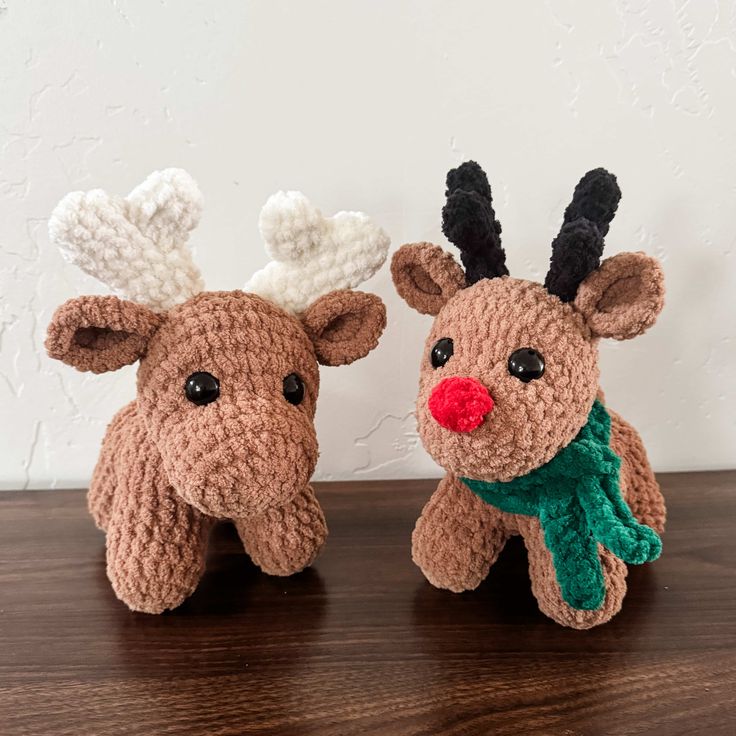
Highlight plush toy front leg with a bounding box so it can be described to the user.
[413,474,509,592]
[106,469,214,614]
[235,485,327,576]
[518,515,628,629]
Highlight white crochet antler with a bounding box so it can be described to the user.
[245,191,390,314]
[49,169,204,312]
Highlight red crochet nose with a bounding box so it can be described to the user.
[428,376,494,433]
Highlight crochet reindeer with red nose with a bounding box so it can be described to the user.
[45,169,388,613]
[392,162,665,628]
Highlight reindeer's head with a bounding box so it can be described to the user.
[392,162,664,482]
[46,170,388,517]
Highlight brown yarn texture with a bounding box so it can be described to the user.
[575,251,665,339]
[301,289,386,366]
[45,295,163,374]
[393,243,666,629]
[391,242,466,315]
[47,288,384,613]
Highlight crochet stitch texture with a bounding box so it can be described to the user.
[245,190,390,314]
[49,168,204,312]
[462,401,662,610]
[392,161,666,629]
[45,169,389,613]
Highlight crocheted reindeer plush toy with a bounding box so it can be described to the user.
[392,162,665,629]
[45,169,389,613]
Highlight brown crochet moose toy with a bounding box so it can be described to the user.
[392,162,665,628]
[45,169,389,613]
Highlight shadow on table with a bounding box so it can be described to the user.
[410,535,661,653]
[107,521,328,678]
[406,537,664,732]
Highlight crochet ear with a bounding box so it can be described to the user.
[574,252,664,340]
[45,296,163,374]
[300,290,386,366]
[391,243,466,316]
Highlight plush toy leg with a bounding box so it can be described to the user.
[609,409,666,534]
[89,402,138,531]
[413,474,509,592]
[105,459,214,614]
[235,484,327,576]
[518,516,628,629]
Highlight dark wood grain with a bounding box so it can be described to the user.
[0,472,734,735]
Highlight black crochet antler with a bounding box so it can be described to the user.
[545,168,621,302]
[441,161,508,284]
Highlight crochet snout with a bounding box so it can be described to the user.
[428,376,494,433]
[160,402,320,520]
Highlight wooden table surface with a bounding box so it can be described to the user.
[0,472,734,735]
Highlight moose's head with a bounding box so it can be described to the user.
[46,170,388,518]
[392,162,664,482]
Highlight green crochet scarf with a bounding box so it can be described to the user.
[461,400,661,611]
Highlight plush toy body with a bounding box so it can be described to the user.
[46,170,389,613]
[392,162,665,628]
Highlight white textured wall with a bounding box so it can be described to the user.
[1,0,735,490]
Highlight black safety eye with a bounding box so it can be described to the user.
[508,348,545,383]
[431,338,454,368]
[283,373,305,405]
[184,372,220,405]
